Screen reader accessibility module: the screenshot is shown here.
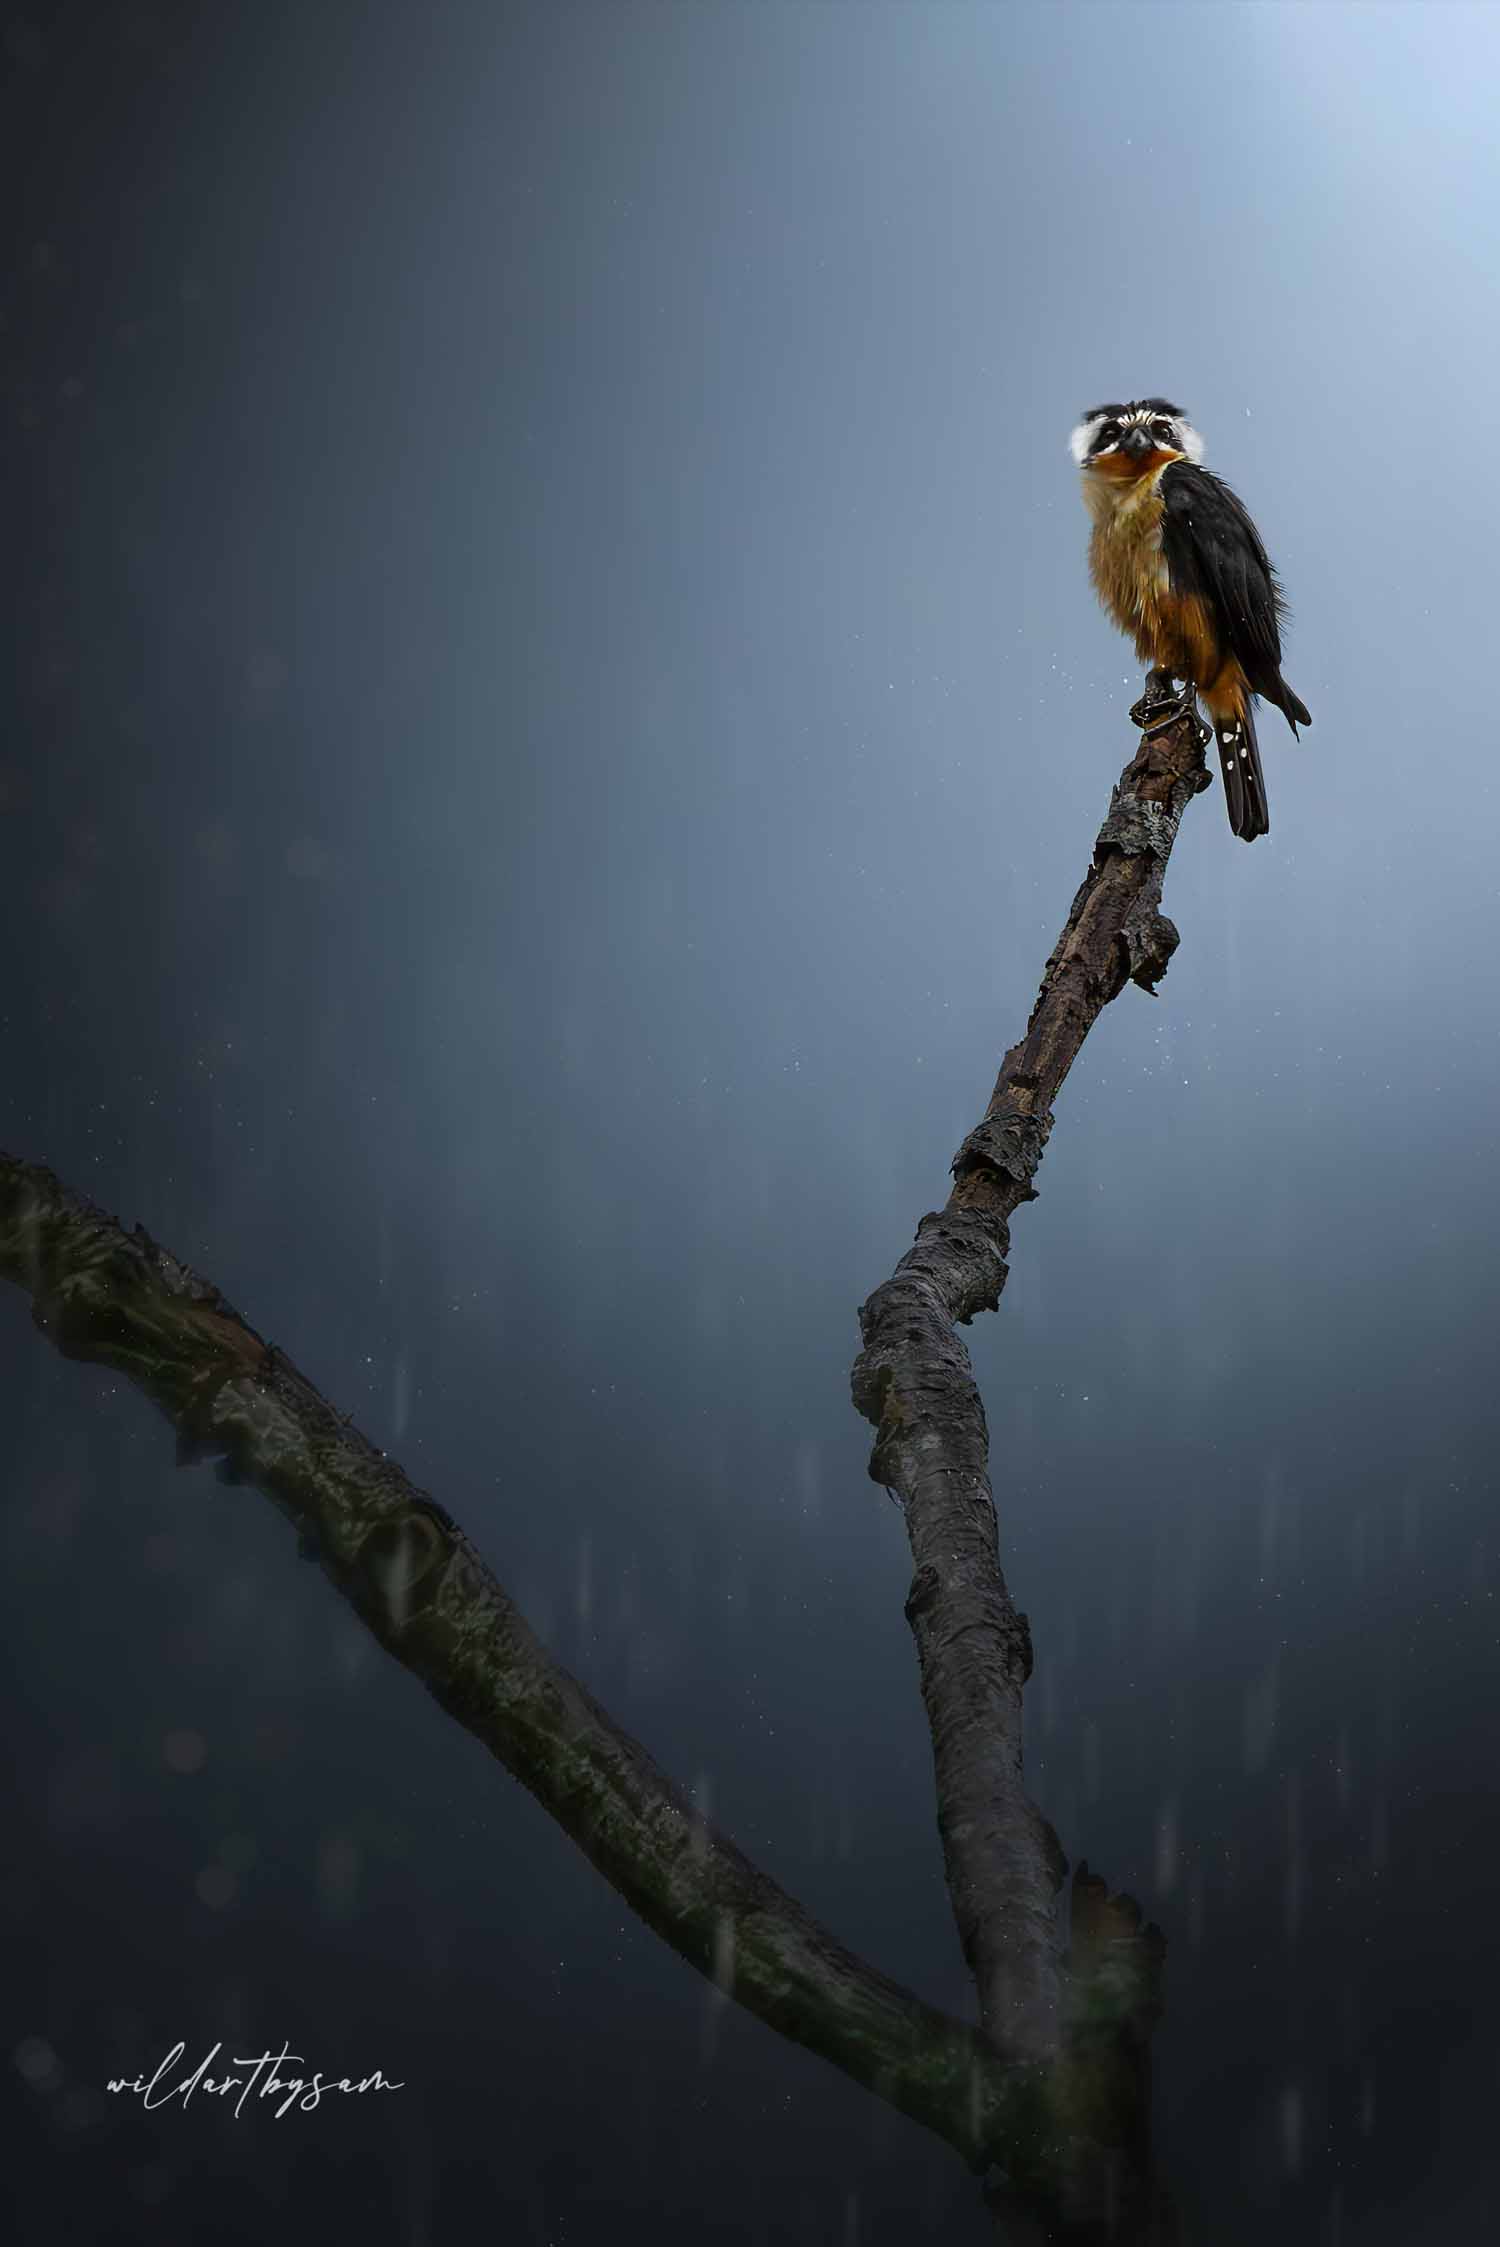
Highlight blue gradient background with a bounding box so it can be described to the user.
[4,4,1499,2240]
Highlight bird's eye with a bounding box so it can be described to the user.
[1152,419,1175,439]
[1097,423,1120,444]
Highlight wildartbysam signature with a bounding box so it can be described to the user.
[107,2042,404,2120]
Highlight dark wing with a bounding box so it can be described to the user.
[1158,461,1296,711]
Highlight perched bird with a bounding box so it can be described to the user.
[1069,398,1310,841]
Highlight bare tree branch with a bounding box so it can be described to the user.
[3,710,1205,2240]
[0,1150,1054,2178]
[852,712,1209,2066]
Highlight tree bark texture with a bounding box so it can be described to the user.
[2,711,1204,2242]
[851,712,1210,2069]
[0,1151,1059,2180]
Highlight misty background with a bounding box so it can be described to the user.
[4,3,1498,2240]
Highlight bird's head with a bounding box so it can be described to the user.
[1068,398,1203,479]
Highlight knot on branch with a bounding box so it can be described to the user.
[1065,1864,1167,2048]
[1093,788,1191,997]
[1118,901,1180,998]
[851,1206,1006,1492]
[904,1561,941,1621]
[858,1206,1012,1344]
[951,1110,1052,1201]
[855,1385,909,1498]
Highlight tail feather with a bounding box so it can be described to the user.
[1274,679,1312,734]
[1215,701,1270,842]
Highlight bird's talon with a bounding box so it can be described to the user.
[1128,673,1201,737]
[1131,702,1177,737]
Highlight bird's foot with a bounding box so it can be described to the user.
[1127,669,1178,730]
[1129,672,1210,744]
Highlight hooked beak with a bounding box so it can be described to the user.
[1120,425,1153,460]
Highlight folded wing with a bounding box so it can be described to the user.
[1158,463,1309,731]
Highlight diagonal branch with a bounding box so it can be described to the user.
[3,709,1203,2240]
[851,712,1210,2065]
[0,1151,1056,2178]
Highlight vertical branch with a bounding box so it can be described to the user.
[851,713,1210,2064]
